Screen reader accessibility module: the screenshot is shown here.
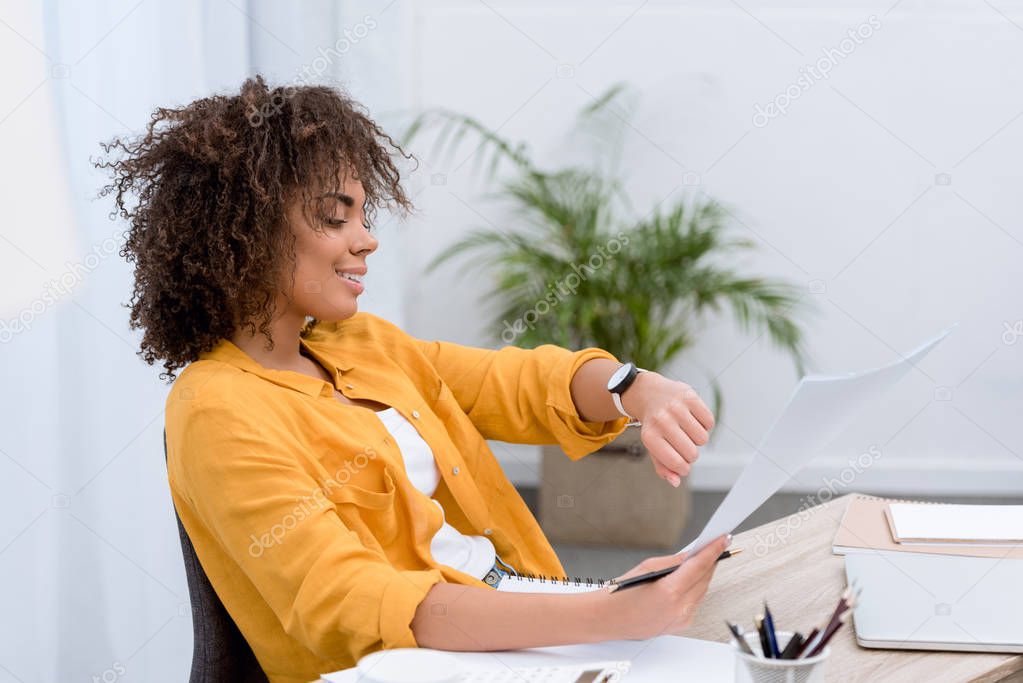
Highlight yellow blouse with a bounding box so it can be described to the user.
[165,312,630,682]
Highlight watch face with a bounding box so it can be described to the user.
[607,362,635,391]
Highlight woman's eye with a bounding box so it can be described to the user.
[322,216,372,232]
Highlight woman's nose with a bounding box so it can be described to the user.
[351,221,378,255]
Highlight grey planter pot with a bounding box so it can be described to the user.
[538,427,691,550]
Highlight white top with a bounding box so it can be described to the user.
[374,407,496,579]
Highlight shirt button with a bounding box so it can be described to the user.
[452,466,460,475]
[411,409,420,419]
[483,528,493,535]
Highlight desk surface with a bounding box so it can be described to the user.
[686,493,1023,683]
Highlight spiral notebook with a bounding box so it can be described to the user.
[496,573,614,594]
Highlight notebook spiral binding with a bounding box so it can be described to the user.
[511,573,616,587]
[854,494,944,505]
[855,496,941,501]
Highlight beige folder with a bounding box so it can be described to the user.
[832,495,1023,559]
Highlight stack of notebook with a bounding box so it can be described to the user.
[836,496,1023,653]
[832,495,1023,558]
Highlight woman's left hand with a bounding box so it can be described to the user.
[620,372,715,487]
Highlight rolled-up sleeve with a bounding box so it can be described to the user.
[169,398,443,664]
[413,338,630,459]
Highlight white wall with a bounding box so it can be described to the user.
[398,1,1023,496]
[0,2,421,680]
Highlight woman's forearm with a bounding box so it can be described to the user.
[410,536,729,652]
[570,357,657,422]
[410,583,611,651]
[570,358,637,422]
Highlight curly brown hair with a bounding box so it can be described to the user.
[95,75,415,381]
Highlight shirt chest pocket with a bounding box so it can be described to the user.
[323,467,402,547]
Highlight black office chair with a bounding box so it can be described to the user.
[165,430,269,683]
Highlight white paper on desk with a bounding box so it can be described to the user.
[681,325,954,557]
[321,636,736,682]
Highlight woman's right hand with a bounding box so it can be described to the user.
[598,535,729,640]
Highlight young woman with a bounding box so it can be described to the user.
[98,76,726,683]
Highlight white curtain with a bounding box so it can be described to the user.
[0,1,412,679]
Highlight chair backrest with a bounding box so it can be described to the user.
[165,430,269,683]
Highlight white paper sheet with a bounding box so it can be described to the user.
[321,636,736,682]
[680,326,955,557]
[888,503,1023,543]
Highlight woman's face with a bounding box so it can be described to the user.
[284,174,379,323]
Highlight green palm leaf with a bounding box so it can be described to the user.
[402,83,809,418]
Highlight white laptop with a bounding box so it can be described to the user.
[844,550,1023,653]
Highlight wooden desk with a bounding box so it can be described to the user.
[686,494,1023,683]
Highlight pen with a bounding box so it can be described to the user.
[763,602,780,658]
[606,548,743,593]
[727,621,755,656]
[755,615,772,658]
[800,585,859,657]
[797,587,857,658]
[778,632,804,660]
[793,627,819,658]
[804,611,851,658]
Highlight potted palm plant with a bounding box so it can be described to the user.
[404,85,807,548]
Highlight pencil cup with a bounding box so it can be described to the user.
[734,631,829,683]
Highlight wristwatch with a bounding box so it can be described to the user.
[607,362,646,427]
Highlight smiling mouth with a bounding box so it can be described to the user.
[335,270,364,284]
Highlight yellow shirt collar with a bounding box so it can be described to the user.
[199,333,355,398]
